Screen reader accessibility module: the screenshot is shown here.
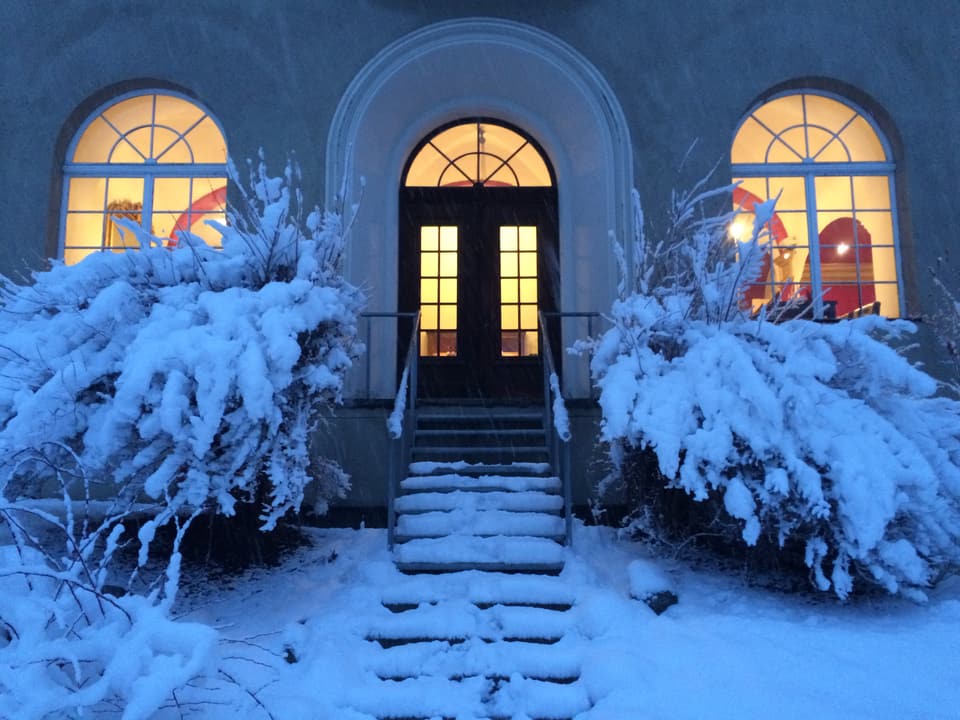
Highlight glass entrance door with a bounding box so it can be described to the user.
[399,188,558,399]
[399,120,558,399]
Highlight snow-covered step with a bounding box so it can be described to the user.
[357,674,489,719]
[411,445,549,462]
[379,571,575,609]
[486,675,592,720]
[372,636,581,682]
[394,490,563,515]
[408,460,552,476]
[416,427,543,437]
[401,473,561,493]
[416,407,544,424]
[366,601,572,644]
[396,509,565,541]
[394,536,566,574]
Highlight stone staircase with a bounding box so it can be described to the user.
[365,404,589,720]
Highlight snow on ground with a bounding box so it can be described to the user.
[165,521,960,720]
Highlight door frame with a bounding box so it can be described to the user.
[399,185,559,400]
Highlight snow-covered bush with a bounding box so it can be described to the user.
[0,489,216,719]
[593,176,960,599]
[0,153,362,716]
[0,153,362,530]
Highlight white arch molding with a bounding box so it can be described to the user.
[327,17,633,398]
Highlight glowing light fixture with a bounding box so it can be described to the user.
[728,217,751,241]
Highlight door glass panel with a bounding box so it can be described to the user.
[499,225,539,357]
[419,226,458,357]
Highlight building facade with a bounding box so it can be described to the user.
[2,1,958,515]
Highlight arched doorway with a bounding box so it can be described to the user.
[327,17,633,400]
[399,120,559,399]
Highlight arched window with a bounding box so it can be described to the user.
[399,119,558,397]
[405,120,553,188]
[60,91,227,265]
[731,91,901,319]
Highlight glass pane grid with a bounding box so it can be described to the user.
[65,94,227,265]
[404,121,552,187]
[419,226,458,357]
[499,225,538,357]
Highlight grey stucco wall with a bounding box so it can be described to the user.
[2,1,959,510]
[2,0,958,303]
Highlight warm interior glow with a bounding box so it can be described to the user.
[499,226,539,357]
[735,175,899,318]
[732,93,887,165]
[405,121,552,187]
[728,217,752,241]
[731,93,899,318]
[63,93,227,265]
[419,226,458,357]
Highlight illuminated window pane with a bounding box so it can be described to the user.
[500,225,518,251]
[500,252,518,278]
[498,225,539,356]
[421,253,439,277]
[765,177,807,211]
[421,278,438,304]
[519,278,538,303]
[154,177,192,211]
[404,120,552,187]
[520,304,538,329]
[420,331,438,356]
[439,226,458,251]
[439,252,457,277]
[180,117,227,164]
[519,226,537,251]
[68,178,107,211]
[815,177,853,210]
[732,92,900,318]
[502,305,519,330]
[522,331,539,356]
[439,278,457,303]
[65,213,106,250]
[438,305,457,329]
[419,225,457,357]
[421,226,439,251]
[519,252,537,277]
[852,177,891,209]
[421,305,438,330]
[62,92,228,265]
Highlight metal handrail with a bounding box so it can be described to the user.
[362,311,420,549]
[538,310,604,548]
[538,311,573,547]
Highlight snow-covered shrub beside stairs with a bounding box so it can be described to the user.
[0,154,363,717]
[592,177,960,599]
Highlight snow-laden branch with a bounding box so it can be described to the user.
[387,367,409,439]
[549,372,571,442]
[593,173,960,599]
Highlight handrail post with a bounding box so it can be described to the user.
[362,311,420,549]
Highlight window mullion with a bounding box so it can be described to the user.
[804,173,824,317]
[142,175,155,240]
[888,173,906,316]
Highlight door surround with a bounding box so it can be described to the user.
[327,17,633,399]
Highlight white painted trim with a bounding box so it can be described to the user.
[327,17,633,398]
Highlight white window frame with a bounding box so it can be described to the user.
[731,90,904,318]
[59,89,227,259]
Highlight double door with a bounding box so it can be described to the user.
[399,186,559,399]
